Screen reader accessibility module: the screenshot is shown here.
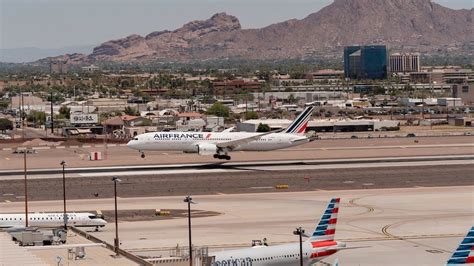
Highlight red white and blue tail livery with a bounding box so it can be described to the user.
[283,105,314,134]
[210,198,346,266]
[447,226,474,265]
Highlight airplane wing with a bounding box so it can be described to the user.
[216,131,275,150]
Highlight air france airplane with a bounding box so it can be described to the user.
[210,198,346,266]
[0,212,107,231]
[127,106,314,160]
[446,225,474,265]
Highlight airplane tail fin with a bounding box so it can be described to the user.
[283,105,314,134]
[308,198,340,242]
[447,225,474,265]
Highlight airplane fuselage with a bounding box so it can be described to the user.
[0,213,107,229]
[211,240,342,266]
[127,132,309,153]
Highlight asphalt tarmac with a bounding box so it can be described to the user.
[1,164,472,202]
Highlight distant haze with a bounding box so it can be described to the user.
[0,45,96,63]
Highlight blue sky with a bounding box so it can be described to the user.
[1,0,472,49]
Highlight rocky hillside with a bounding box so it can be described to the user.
[75,0,474,62]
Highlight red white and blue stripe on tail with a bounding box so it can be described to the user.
[310,198,340,242]
[447,226,474,265]
[284,106,314,134]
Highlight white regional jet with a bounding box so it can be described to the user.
[127,106,315,160]
[0,213,107,231]
[210,198,345,266]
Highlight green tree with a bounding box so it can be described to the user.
[27,111,46,125]
[0,100,9,111]
[206,102,230,117]
[287,94,297,104]
[58,106,71,119]
[0,118,13,132]
[245,111,259,120]
[256,123,270,132]
[124,106,139,116]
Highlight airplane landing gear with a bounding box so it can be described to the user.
[140,152,145,158]
[213,154,231,160]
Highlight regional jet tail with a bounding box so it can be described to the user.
[127,106,315,160]
[447,226,474,265]
[210,198,346,266]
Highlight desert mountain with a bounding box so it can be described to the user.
[84,0,473,62]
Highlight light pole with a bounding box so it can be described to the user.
[23,150,28,227]
[184,196,196,266]
[293,227,305,266]
[112,176,121,257]
[60,160,67,230]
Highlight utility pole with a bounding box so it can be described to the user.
[23,151,28,227]
[50,91,54,134]
[60,161,67,230]
[21,92,25,140]
[184,196,196,266]
[112,177,121,257]
[293,227,305,266]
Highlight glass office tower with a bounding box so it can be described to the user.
[344,45,387,80]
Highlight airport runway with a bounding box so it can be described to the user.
[1,186,472,266]
[0,159,472,202]
[1,136,472,170]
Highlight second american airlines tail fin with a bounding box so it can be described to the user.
[283,105,315,134]
[308,198,340,242]
[447,225,474,265]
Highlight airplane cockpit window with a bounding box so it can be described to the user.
[88,215,98,219]
[133,138,138,141]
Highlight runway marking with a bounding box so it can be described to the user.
[83,145,91,148]
[34,147,50,150]
[108,144,117,147]
[3,148,12,151]
[69,145,79,148]
[56,146,65,149]
[287,143,474,151]
[216,192,226,195]
[363,183,375,186]
[343,180,355,184]
[249,186,274,189]
[4,157,10,160]
[4,200,10,203]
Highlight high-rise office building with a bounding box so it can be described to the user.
[389,53,420,74]
[344,45,388,80]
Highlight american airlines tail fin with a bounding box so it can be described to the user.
[447,225,474,265]
[283,105,314,134]
[308,198,340,242]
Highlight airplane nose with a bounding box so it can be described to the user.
[127,140,134,149]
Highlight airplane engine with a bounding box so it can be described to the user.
[196,143,218,156]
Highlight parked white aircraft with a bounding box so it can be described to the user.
[0,212,107,231]
[127,106,315,160]
[210,198,345,266]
